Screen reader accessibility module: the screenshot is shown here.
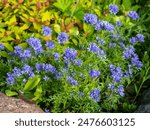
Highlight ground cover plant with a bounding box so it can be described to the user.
[0,0,150,112]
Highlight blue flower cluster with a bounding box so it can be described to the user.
[42,26,52,36]
[67,76,78,85]
[109,64,123,83]
[57,32,69,44]
[84,13,98,25]
[64,48,77,61]
[123,46,143,68]
[118,85,124,96]
[124,65,132,78]
[0,43,4,50]
[109,4,119,14]
[96,37,105,45]
[74,59,82,66]
[115,21,122,27]
[127,11,139,20]
[46,41,55,49]
[26,37,44,54]
[129,34,144,44]
[90,88,100,102]
[88,43,106,58]
[89,69,100,78]
[53,52,60,61]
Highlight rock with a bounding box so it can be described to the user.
[0,92,43,113]
[135,87,150,113]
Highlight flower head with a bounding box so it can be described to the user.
[127,11,139,20]
[6,72,15,85]
[89,69,100,78]
[14,46,23,56]
[22,64,33,75]
[53,52,60,61]
[57,32,69,44]
[42,26,52,36]
[129,37,138,44]
[0,43,4,50]
[20,49,32,59]
[46,41,55,49]
[84,13,98,25]
[90,88,100,102]
[115,21,122,27]
[118,85,124,96]
[74,59,82,66]
[64,48,77,61]
[42,64,56,74]
[67,76,78,85]
[43,76,50,81]
[109,4,119,14]
[136,34,144,42]
[13,67,22,77]
[123,46,135,59]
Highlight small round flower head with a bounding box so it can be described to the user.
[108,84,115,91]
[46,41,55,49]
[115,21,122,27]
[124,65,133,78]
[118,85,124,96]
[6,72,15,85]
[118,42,125,48]
[57,32,69,44]
[95,20,103,30]
[74,59,82,66]
[67,76,78,85]
[14,46,23,56]
[127,11,139,20]
[103,21,114,32]
[123,46,135,59]
[129,37,138,44]
[13,67,22,77]
[136,34,144,42]
[42,26,52,36]
[88,43,99,53]
[35,63,42,73]
[26,37,43,54]
[42,64,56,74]
[20,49,32,59]
[109,4,119,14]
[89,69,100,78]
[90,88,100,102]
[53,52,60,61]
[22,64,33,74]
[131,53,143,68]
[64,48,77,61]
[0,43,4,50]
[84,13,98,25]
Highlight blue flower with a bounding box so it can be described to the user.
[109,65,123,83]
[57,32,69,44]
[109,4,119,14]
[118,42,125,48]
[74,59,82,66]
[6,72,15,85]
[90,88,100,102]
[127,11,139,20]
[20,49,32,59]
[42,64,56,74]
[0,43,4,50]
[108,42,116,47]
[67,76,78,85]
[103,21,114,32]
[88,43,99,53]
[42,26,52,36]
[108,84,115,91]
[129,37,138,44]
[131,54,143,68]
[123,46,135,59]
[13,67,22,77]
[89,69,100,78]
[124,65,133,78]
[53,52,60,61]
[26,37,43,54]
[64,48,77,61]
[115,21,122,27]
[95,20,103,30]
[84,13,98,25]
[118,85,124,96]
[46,41,55,49]
[43,76,49,81]
[22,64,33,75]
[14,46,23,56]
[35,63,42,73]
[136,34,144,42]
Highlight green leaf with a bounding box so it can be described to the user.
[5,15,17,25]
[23,75,41,92]
[5,90,18,97]
[18,43,28,49]
[53,24,61,33]
[122,0,132,10]
[42,11,51,22]
[0,51,8,57]
[32,86,42,101]
[3,43,14,52]
[83,23,94,35]
[53,0,73,12]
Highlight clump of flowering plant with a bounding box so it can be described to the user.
[1,4,146,112]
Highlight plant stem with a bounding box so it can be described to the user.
[133,66,150,102]
[70,0,80,18]
[91,0,95,12]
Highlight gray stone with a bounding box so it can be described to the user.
[0,92,43,113]
[135,87,150,113]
